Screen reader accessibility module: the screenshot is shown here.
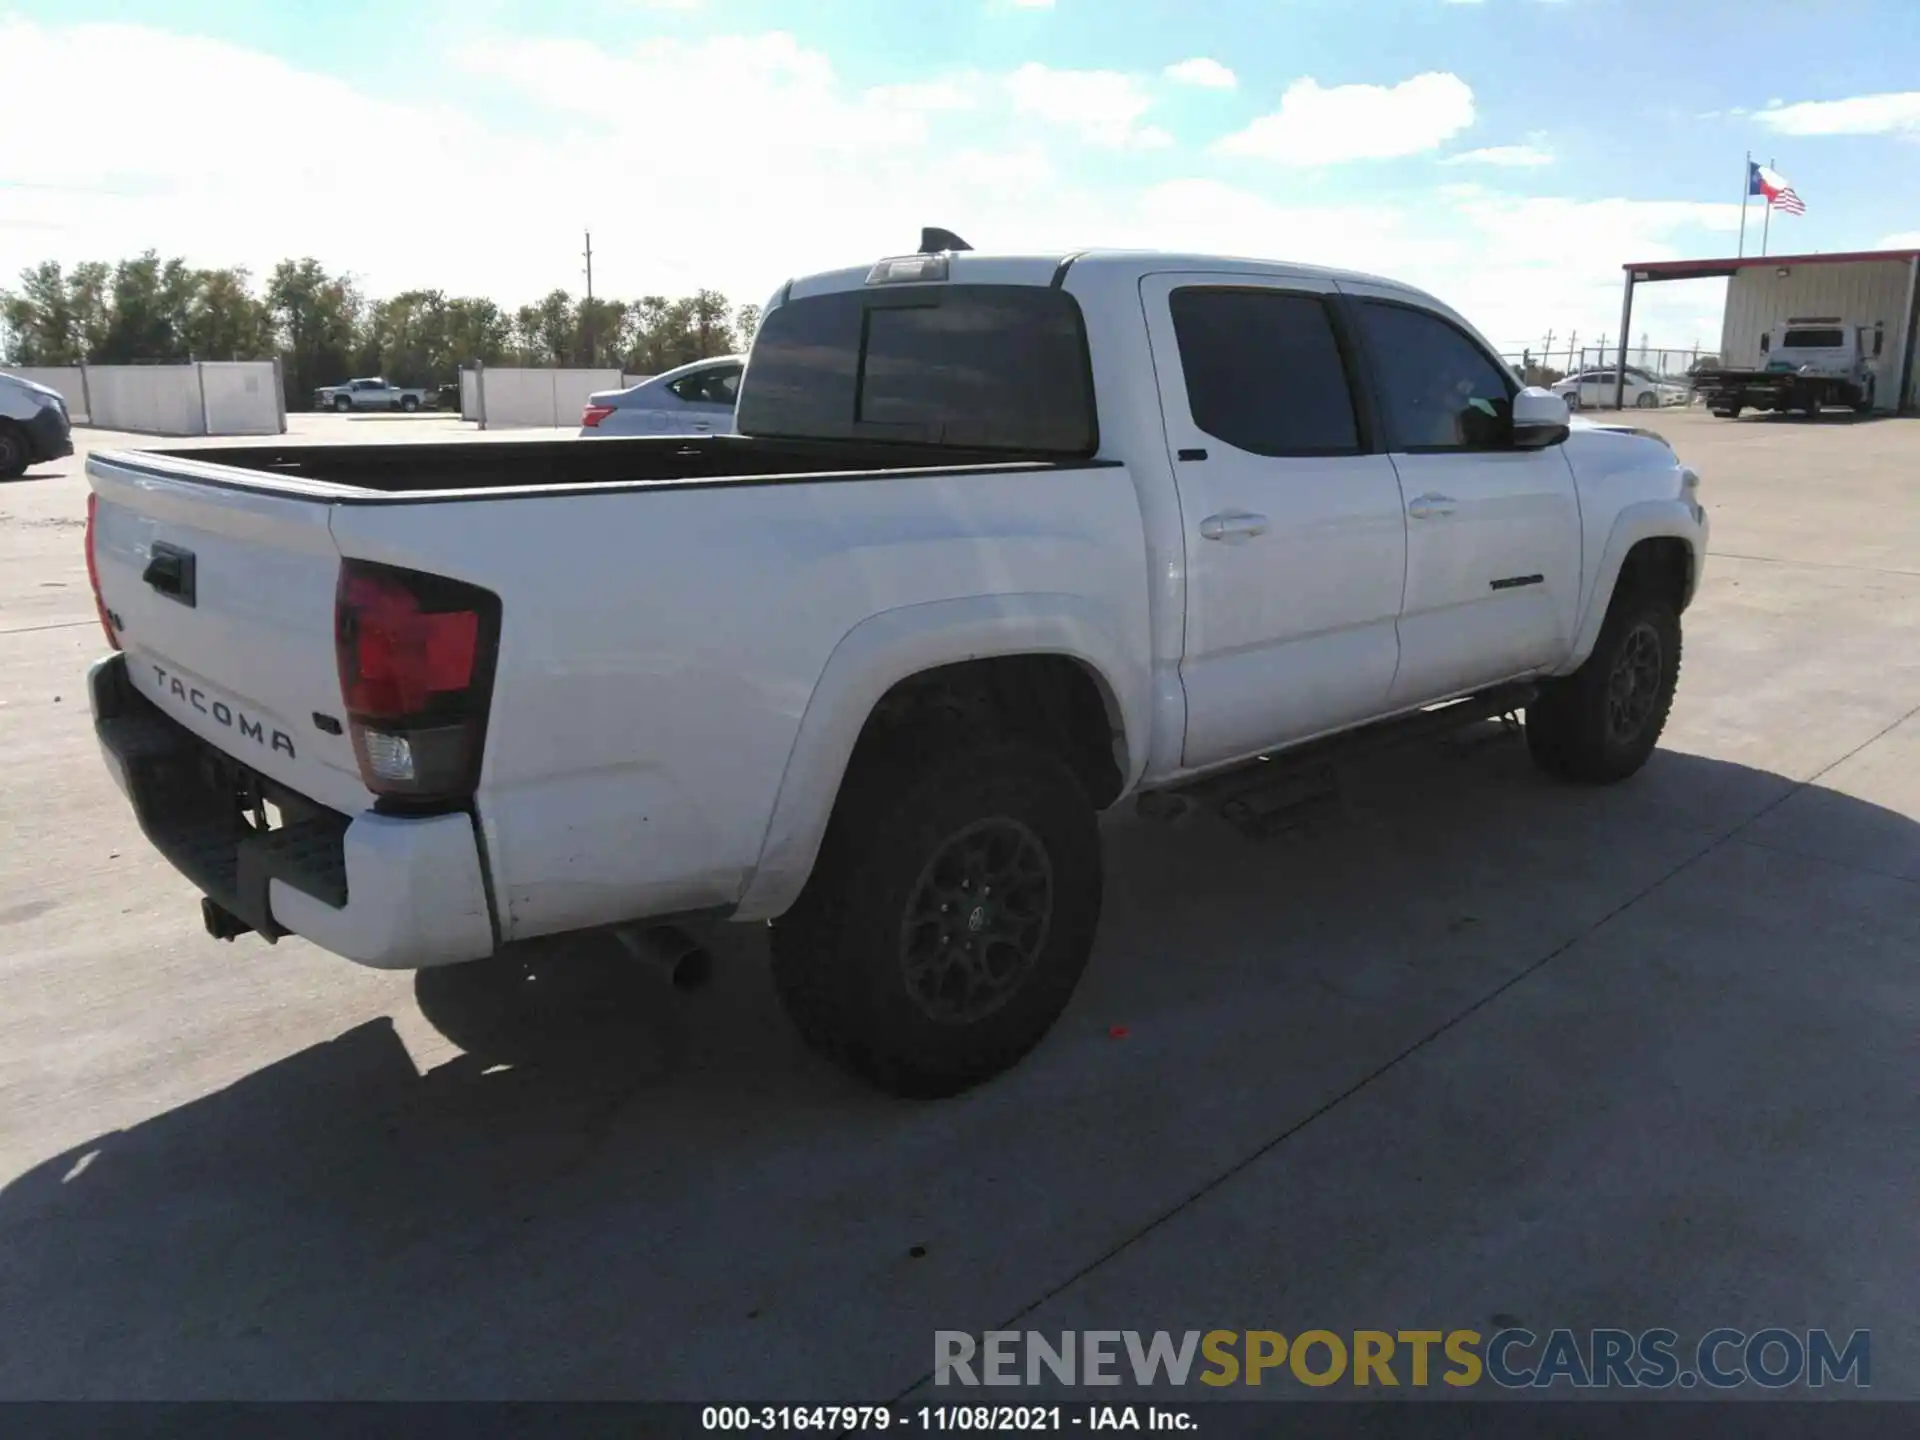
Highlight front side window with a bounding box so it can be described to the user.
[1166,287,1360,457]
[1357,301,1514,451]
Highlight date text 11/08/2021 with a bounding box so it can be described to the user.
[702,1407,1188,1431]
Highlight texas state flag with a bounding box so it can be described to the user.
[1750,162,1807,215]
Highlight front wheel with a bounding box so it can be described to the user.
[332,394,352,412]
[0,422,28,480]
[1635,391,1658,409]
[770,737,1103,1097]
[1851,381,1875,415]
[1526,587,1681,784]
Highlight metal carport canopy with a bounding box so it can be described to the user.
[1613,247,1920,412]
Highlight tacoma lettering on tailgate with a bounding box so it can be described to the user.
[152,664,297,759]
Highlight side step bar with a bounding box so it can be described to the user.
[1152,682,1538,839]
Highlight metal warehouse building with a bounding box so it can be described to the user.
[1616,247,1920,413]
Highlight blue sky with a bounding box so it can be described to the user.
[4,0,1917,352]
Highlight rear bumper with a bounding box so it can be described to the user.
[90,653,496,969]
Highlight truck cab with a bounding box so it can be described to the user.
[1760,319,1883,398]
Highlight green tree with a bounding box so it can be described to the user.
[0,261,80,364]
[733,302,762,353]
[185,267,274,360]
[99,251,197,361]
[69,262,113,360]
[267,258,364,407]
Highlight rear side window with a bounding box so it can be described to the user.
[736,284,1096,454]
[1167,288,1360,456]
[669,365,741,406]
[1782,328,1844,349]
[1355,300,1514,452]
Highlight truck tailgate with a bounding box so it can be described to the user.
[88,454,371,815]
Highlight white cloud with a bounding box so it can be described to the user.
[1215,72,1476,164]
[1877,231,1920,248]
[1753,90,1920,136]
[1004,63,1168,149]
[1164,57,1237,90]
[1442,143,1554,167]
[0,17,1741,350]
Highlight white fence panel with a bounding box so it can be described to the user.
[198,361,283,435]
[7,366,89,423]
[473,367,622,428]
[86,366,206,435]
[460,369,481,421]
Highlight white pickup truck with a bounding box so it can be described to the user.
[85,239,1708,1096]
[313,377,432,413]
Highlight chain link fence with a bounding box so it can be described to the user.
[1500,344,1721,410]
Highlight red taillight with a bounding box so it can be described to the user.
[581,404,615,428]
[334,559,500,808]
[84,492,121,651]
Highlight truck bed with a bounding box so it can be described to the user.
[125,433,1074,499]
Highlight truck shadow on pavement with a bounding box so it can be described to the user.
[3,731,1916,1398]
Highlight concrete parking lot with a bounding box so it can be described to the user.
[1,409,1915,1400]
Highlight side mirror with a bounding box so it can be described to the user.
[1511,387,1570,449]
[1873,329,1885,357]
[1760,333,1771,353]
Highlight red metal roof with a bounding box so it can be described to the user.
[1624,247,1920,281]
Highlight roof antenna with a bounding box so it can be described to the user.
[919,227,973,254]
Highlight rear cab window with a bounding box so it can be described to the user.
[1165,287,1362,456]
[735,284,1097,454]
[1781,328,1844,349]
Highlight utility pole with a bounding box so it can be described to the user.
[582,229,595,365]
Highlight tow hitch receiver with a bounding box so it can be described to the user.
[202,897,254,942]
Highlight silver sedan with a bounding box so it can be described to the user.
[578,355,744,437]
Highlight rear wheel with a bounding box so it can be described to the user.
[770,735,1103,1097]
[1526,585,1681,784]
[0,422,28,479]
[400,394,420,412]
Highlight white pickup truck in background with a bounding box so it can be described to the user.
[85,235,1708,1096]
[313,377,433,413]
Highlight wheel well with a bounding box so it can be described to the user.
[853,656,1126,808]
[1616,536,1693,613]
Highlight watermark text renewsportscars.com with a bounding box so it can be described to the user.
[934,1328,1871,1391]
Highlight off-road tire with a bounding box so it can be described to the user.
[770,736,1103,1097]
[0,422,28,479]
[1526,586,1681,784]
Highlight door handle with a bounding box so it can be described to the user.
[1406,493,1458,520]
[142,543,197,606]
[1200,512,1269,542]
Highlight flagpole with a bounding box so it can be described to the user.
[1761,156,1774,256]
[1738,150,1750,258]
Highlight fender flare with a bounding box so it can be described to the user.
[1564,499,1705,672]
[731,593,1150,922]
